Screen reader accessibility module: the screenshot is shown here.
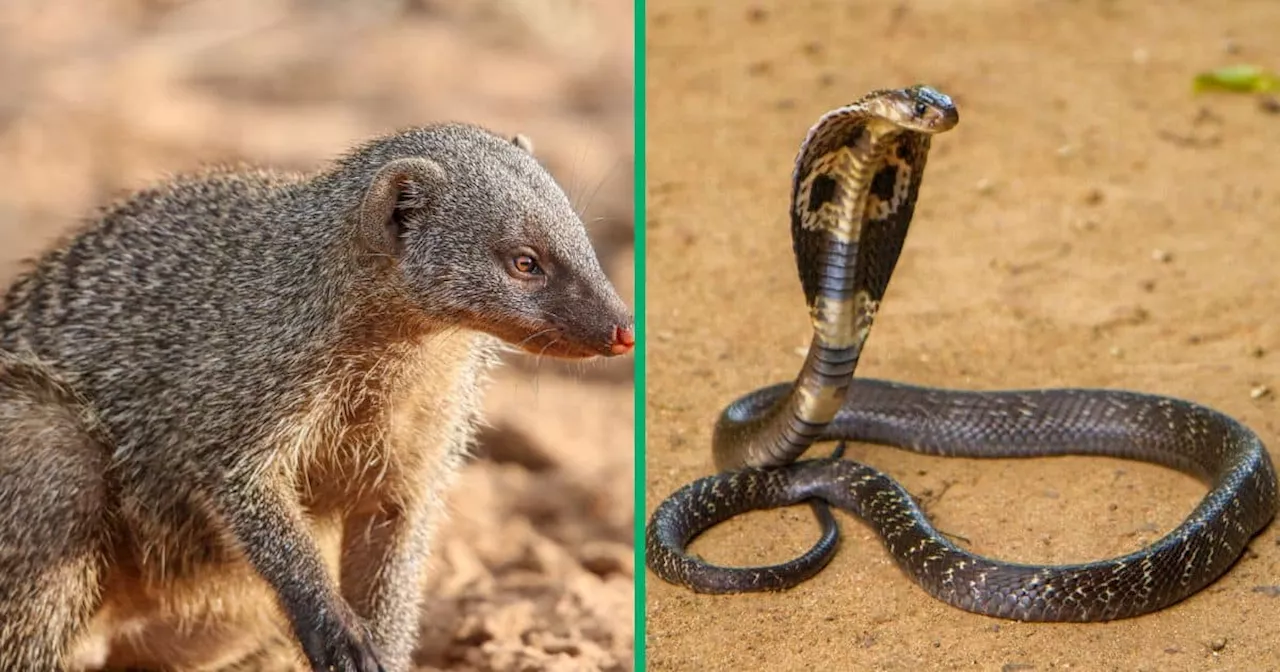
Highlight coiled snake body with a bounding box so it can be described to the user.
[645,86,1279,622]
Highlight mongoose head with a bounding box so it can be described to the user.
[348,124,634,359]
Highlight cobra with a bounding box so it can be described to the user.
[645,85,1279,622]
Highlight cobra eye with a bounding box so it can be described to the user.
[513,254,542,275]
[913,101,928,117]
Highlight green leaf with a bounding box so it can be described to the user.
[1193,65,1280,93]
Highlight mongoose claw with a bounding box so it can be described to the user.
[299,613,386,672]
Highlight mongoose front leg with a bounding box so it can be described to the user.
[216,475,386,672]
[338,505,433,672]
[0,354,110,671]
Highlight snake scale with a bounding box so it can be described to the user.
[645,86,1280,622]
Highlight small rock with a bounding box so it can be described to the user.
[1250,345,1266,358]
[579,541,633,578]
[1250,385,1271,400]
[1151,249,1172,263]
[1083,187,1105,205]
[1209,637,1227,653]
[975,177,995,194]
[1260,95,1280,115]
[1109,346,1123,358]
[1223,37,1241,54]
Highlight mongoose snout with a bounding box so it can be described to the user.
[0,121,631,671]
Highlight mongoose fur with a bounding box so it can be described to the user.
[0,123,635,671]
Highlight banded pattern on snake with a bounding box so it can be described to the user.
[645,86,1279,622]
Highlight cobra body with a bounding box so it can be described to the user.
[645,86,1279,622]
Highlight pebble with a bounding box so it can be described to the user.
[1210,637,1227,653]
[1250,385,1271,400]
[578,541,633,578]
[975,177,995,195]
[1151,249,1172,263]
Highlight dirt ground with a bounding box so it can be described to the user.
[644,1,1279,671]
[0,1,634,670]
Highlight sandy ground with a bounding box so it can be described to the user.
[0,1,634,670]
[644,1,1279,671]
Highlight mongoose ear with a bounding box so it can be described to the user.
[360,157,447,255]
[511,133,535,155]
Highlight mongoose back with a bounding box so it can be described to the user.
[0,123,635,671]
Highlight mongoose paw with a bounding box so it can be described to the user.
[299,613,386,672]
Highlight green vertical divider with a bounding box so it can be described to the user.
[632,0,647,670]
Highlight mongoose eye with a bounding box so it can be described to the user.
[512,254,543,276]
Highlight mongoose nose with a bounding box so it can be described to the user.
[610,324,635,355]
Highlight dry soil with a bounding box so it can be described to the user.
[644,2,1280,671]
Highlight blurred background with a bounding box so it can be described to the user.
[0,1,634,670]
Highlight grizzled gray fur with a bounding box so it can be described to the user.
[0,123,634,671]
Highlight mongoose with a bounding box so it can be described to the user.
[0,123,635,671]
